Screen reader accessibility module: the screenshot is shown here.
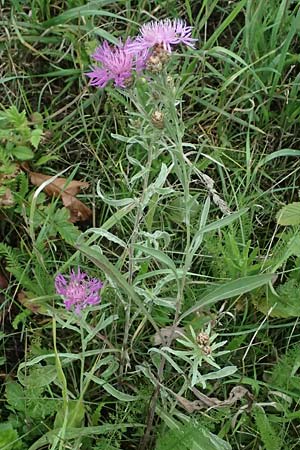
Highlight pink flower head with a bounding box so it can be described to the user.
[55,268,103,315]
[86,38,149,88]
[129,19,197,53]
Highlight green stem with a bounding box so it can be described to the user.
[121,139,154,376]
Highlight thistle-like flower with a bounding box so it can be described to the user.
[129,19,197,53]
[55,268,103,314]
[86,38,149,88]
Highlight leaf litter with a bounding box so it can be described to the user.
[29,171,92,223]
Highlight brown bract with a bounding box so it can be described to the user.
[29,171,92,223]
[0,164,21,207]
[0,187,14,207]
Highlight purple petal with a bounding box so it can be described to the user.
[55,267,103,314]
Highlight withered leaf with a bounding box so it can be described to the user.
[29,171,92,223]
[153,326,185,345]
[175,395,206,413]
[0,188,14,207]
[175,385,253,414]
[62,193,92,223]
[29,171,89,196]
[18,291,42,314]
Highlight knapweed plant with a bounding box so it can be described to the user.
[65,17,273,449]
[3,6,293,449]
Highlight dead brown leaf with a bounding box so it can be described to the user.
[62,192,92,223]
[0,188,14,207]
[17,291,44,314]
[175,395,206,413]
[29,171,92,223]
[153,326,185,345]
[175,385,253,414]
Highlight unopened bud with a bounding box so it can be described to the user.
[151,111,164,129]
[202,345,211,355]
[146,44,170,73]
[196,332,210,346]
[147,55,163,73]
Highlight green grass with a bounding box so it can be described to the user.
[1,1,300,449]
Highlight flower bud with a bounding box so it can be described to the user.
[196,331,210,346]
[151,110,164,129]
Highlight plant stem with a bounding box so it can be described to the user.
[120,142,154,376]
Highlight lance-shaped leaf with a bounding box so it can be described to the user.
[179,273,274,321]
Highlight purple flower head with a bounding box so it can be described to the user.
[128,19,197,53]
[55,268,103,315]
[86,38,149,89]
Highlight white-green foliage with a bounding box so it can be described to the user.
[150,324,236,388]
[78,66,273,403]
[155,421,232,450]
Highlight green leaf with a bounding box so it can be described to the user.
[0,422,21,450]
[277,202,300,225]
[82,228,127,248]
[180,273,274,321]
[30,128,43,149]
[200,366,237,385]
[167,195,200,224]
[53,208,80,244]
[200,208,248,234]
[87,374,137,401]
[254,407,283,450]
[272,235,300,272]
[134,243,178,277]
[5,106,27,127]
[5,382,26,412]
[155,422,231,450]
[41,3,122,28]
[187,201,245,268]
[11,145,34,160]
[204,0,247,50]
[96,179,135,207]
[28,423,142,450]
[34,154,59,166]
[254,278,300,318]
[54,399,85,429]
[255,149,300,171]
[18,364,57,388]
[12,309,31,329]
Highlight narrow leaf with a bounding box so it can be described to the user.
[180,274,274,321]
[200,208,247,234]
[87,374,137,401]
[134,243,178,276]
